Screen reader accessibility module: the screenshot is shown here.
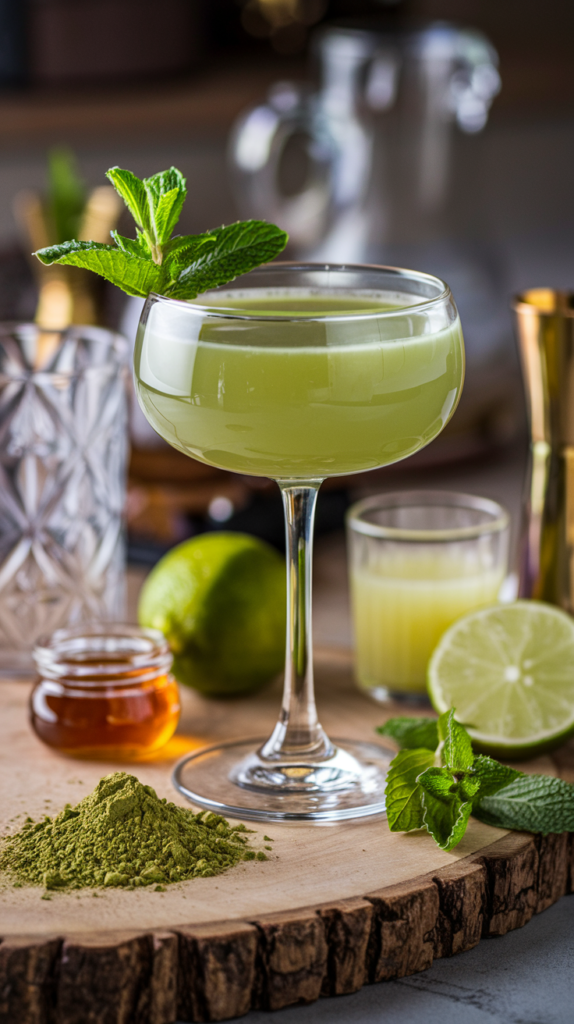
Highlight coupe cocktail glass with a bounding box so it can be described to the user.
[134,264,465,821]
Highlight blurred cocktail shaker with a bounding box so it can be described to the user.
[229,22,500,261]
[514,290,574,611]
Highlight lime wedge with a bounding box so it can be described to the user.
[427,600,574,758]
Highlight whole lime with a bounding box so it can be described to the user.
[138,532,285,697]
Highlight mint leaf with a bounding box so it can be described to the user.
[161,235,218,293]
[439,709,474,771]
[167,220,289,300]
[153,188,185,246]
[470,755,522,799]
[144,168,187,245]
[34,240,161,298]
[106,167,149,233]
[163,233,216,270]
[419,766,480,851]
[377,717,439,751]
[144,166,186,209]
[110,230,150,259]
[385,748,435,832]
[473,774,574,834]
[107,166,187,253]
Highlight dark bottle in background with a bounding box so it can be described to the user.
[0,0,27,87]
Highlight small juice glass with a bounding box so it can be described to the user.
[346,491,510,701]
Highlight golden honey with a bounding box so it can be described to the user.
[30,625,180,759]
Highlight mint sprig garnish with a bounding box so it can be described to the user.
[382,709,574,850]
[33,165,288,300]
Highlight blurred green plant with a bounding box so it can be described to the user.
[46,148,86,245]
[13,148,121,331]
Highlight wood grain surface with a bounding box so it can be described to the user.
[1,652,573,1024]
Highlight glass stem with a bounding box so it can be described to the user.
[259,482,334,762]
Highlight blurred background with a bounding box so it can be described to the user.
[0,0,573,616]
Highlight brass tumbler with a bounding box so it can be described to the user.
[514,289,574,611]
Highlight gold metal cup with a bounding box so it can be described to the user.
[513,289,574,610]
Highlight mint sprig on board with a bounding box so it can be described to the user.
[381,710,574,851]
[33,165,288,299]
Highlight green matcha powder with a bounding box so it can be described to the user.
[0,772,265,891]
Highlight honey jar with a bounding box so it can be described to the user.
[30,625,180,759]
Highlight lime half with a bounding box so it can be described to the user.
[427,600,574,758]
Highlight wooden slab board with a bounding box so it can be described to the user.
[1,651,573,1024]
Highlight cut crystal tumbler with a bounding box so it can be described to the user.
[0,324,129,674]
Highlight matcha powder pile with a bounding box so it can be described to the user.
[0,772,264,891]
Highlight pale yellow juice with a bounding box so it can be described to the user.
[351,552,504,696]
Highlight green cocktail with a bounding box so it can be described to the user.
[135,291,464,480]
[136,264,465,822]
[32,162,465,822]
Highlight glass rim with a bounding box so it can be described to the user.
[346,490,510,542]
[32,623,172,681]
[148,261,451,323]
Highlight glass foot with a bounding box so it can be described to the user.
[172,737,393,822]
